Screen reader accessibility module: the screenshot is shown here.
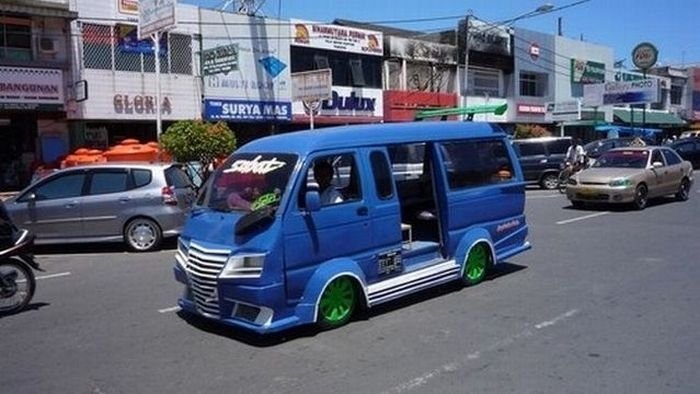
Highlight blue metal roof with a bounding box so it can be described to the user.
[238,121,507,154]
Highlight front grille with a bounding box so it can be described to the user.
[576,193,610,201]
[185,242,230,317]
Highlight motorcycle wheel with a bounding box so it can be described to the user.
[0,259,36,315]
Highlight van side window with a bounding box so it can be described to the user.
[300,153,362,207]
[387,143,424,181]
[516,142,545,156]
[546,139,571,155]
[440,140,514,189]
[370,151,394,200]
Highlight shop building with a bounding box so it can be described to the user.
[199,8,291,145]
[0,0,77,191]
[67,0,201,149]
[290,20,384,126]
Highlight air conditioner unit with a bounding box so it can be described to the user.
[38,36,58,54]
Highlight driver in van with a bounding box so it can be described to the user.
[313,161,344,205]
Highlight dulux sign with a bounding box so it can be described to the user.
[292,87,383,119]
[584,79,660,107]
[204,99,291,121]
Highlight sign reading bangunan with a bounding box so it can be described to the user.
[0,66,64,108]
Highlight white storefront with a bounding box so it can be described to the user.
[67,0,201,146]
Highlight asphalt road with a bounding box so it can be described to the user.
[2,185,699,394]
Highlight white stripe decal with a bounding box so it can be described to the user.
[367,260,457,295]
[556,211,610,225]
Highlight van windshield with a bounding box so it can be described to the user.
[202,153,298,212]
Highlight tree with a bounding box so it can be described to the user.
[513,124,552,139]
[161,120,236,185]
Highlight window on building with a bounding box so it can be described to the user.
[0,17,32,61]
[82,23,192,75]
[291,46,382,89]
[349,58,366,86]
[467,67,502,97]
[520,71,547,97]
[386,59,402,90]
[670,84,683,106]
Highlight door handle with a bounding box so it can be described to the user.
[65,201,77,208]
[119,197,131,203]
[356,206,369,216]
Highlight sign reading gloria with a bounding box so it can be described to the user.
[571,59,606,84]
[138,0,177,39]
[632,42,658,70]
[584,79,660,107]
[291,69,332,102]
[202,44,239,76]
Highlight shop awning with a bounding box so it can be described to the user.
[613,108,686,126]
[0,0,78,19]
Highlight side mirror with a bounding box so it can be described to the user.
[652,161,663,169]
[305,190,321,212]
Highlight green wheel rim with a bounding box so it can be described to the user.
[319,277,356,325]
[464,244,488,284]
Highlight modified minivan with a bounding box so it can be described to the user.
[174,122,531,333]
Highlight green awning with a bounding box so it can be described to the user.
[613,109,686,126]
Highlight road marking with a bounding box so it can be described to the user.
[35,272,71,280]
[158,306,181,313]
[381,309,579,394]
[38,250,173,258]
[556,211,610,225]
[528,194,564,199]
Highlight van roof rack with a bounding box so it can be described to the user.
[414,103,508,121]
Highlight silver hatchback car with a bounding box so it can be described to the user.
[3,163,195,252]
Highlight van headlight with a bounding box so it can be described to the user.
[219,253,266,279]
[609,178,632,187]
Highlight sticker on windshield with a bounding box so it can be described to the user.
[224,155,287,175]
[250,192,281,211]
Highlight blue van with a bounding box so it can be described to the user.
[173,122,530,333]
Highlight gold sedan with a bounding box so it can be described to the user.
[566,147,694,210]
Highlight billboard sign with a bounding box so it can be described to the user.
[117,0,138,15]
[138,0,177,39]
[545,100,581,122]
[202,44,239,76]
[0,66,64,109]
[584,79,660,107]
[632,42,658,70]
[571,59,606,84]
[291,20,383,56]
[201,10,291,106]
[464,18,511,56]
[204,99,291,122]
[387,36,457,64]
[292,86,383,120]
[291,69,332,102]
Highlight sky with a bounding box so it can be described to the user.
[181,0,700,69]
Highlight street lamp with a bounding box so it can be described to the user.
[461,3,554,119]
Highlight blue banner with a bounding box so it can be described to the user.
[204,99,291,122]
[116,24,167,56]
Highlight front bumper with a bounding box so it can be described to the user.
[566,184,636,203]
[173,264,304,334]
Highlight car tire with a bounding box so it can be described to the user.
[675,178,690,201]
[317,276,357,330]
[540,173,559,190]
[462,243,491,287]
[632,184,648,210]
[124,217,162,252]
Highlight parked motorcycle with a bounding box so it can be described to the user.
[0,200,41,315]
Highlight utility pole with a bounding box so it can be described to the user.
[461,14,471,121]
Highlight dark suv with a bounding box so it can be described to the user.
[584,137,656,164]
[512,137,572,189]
